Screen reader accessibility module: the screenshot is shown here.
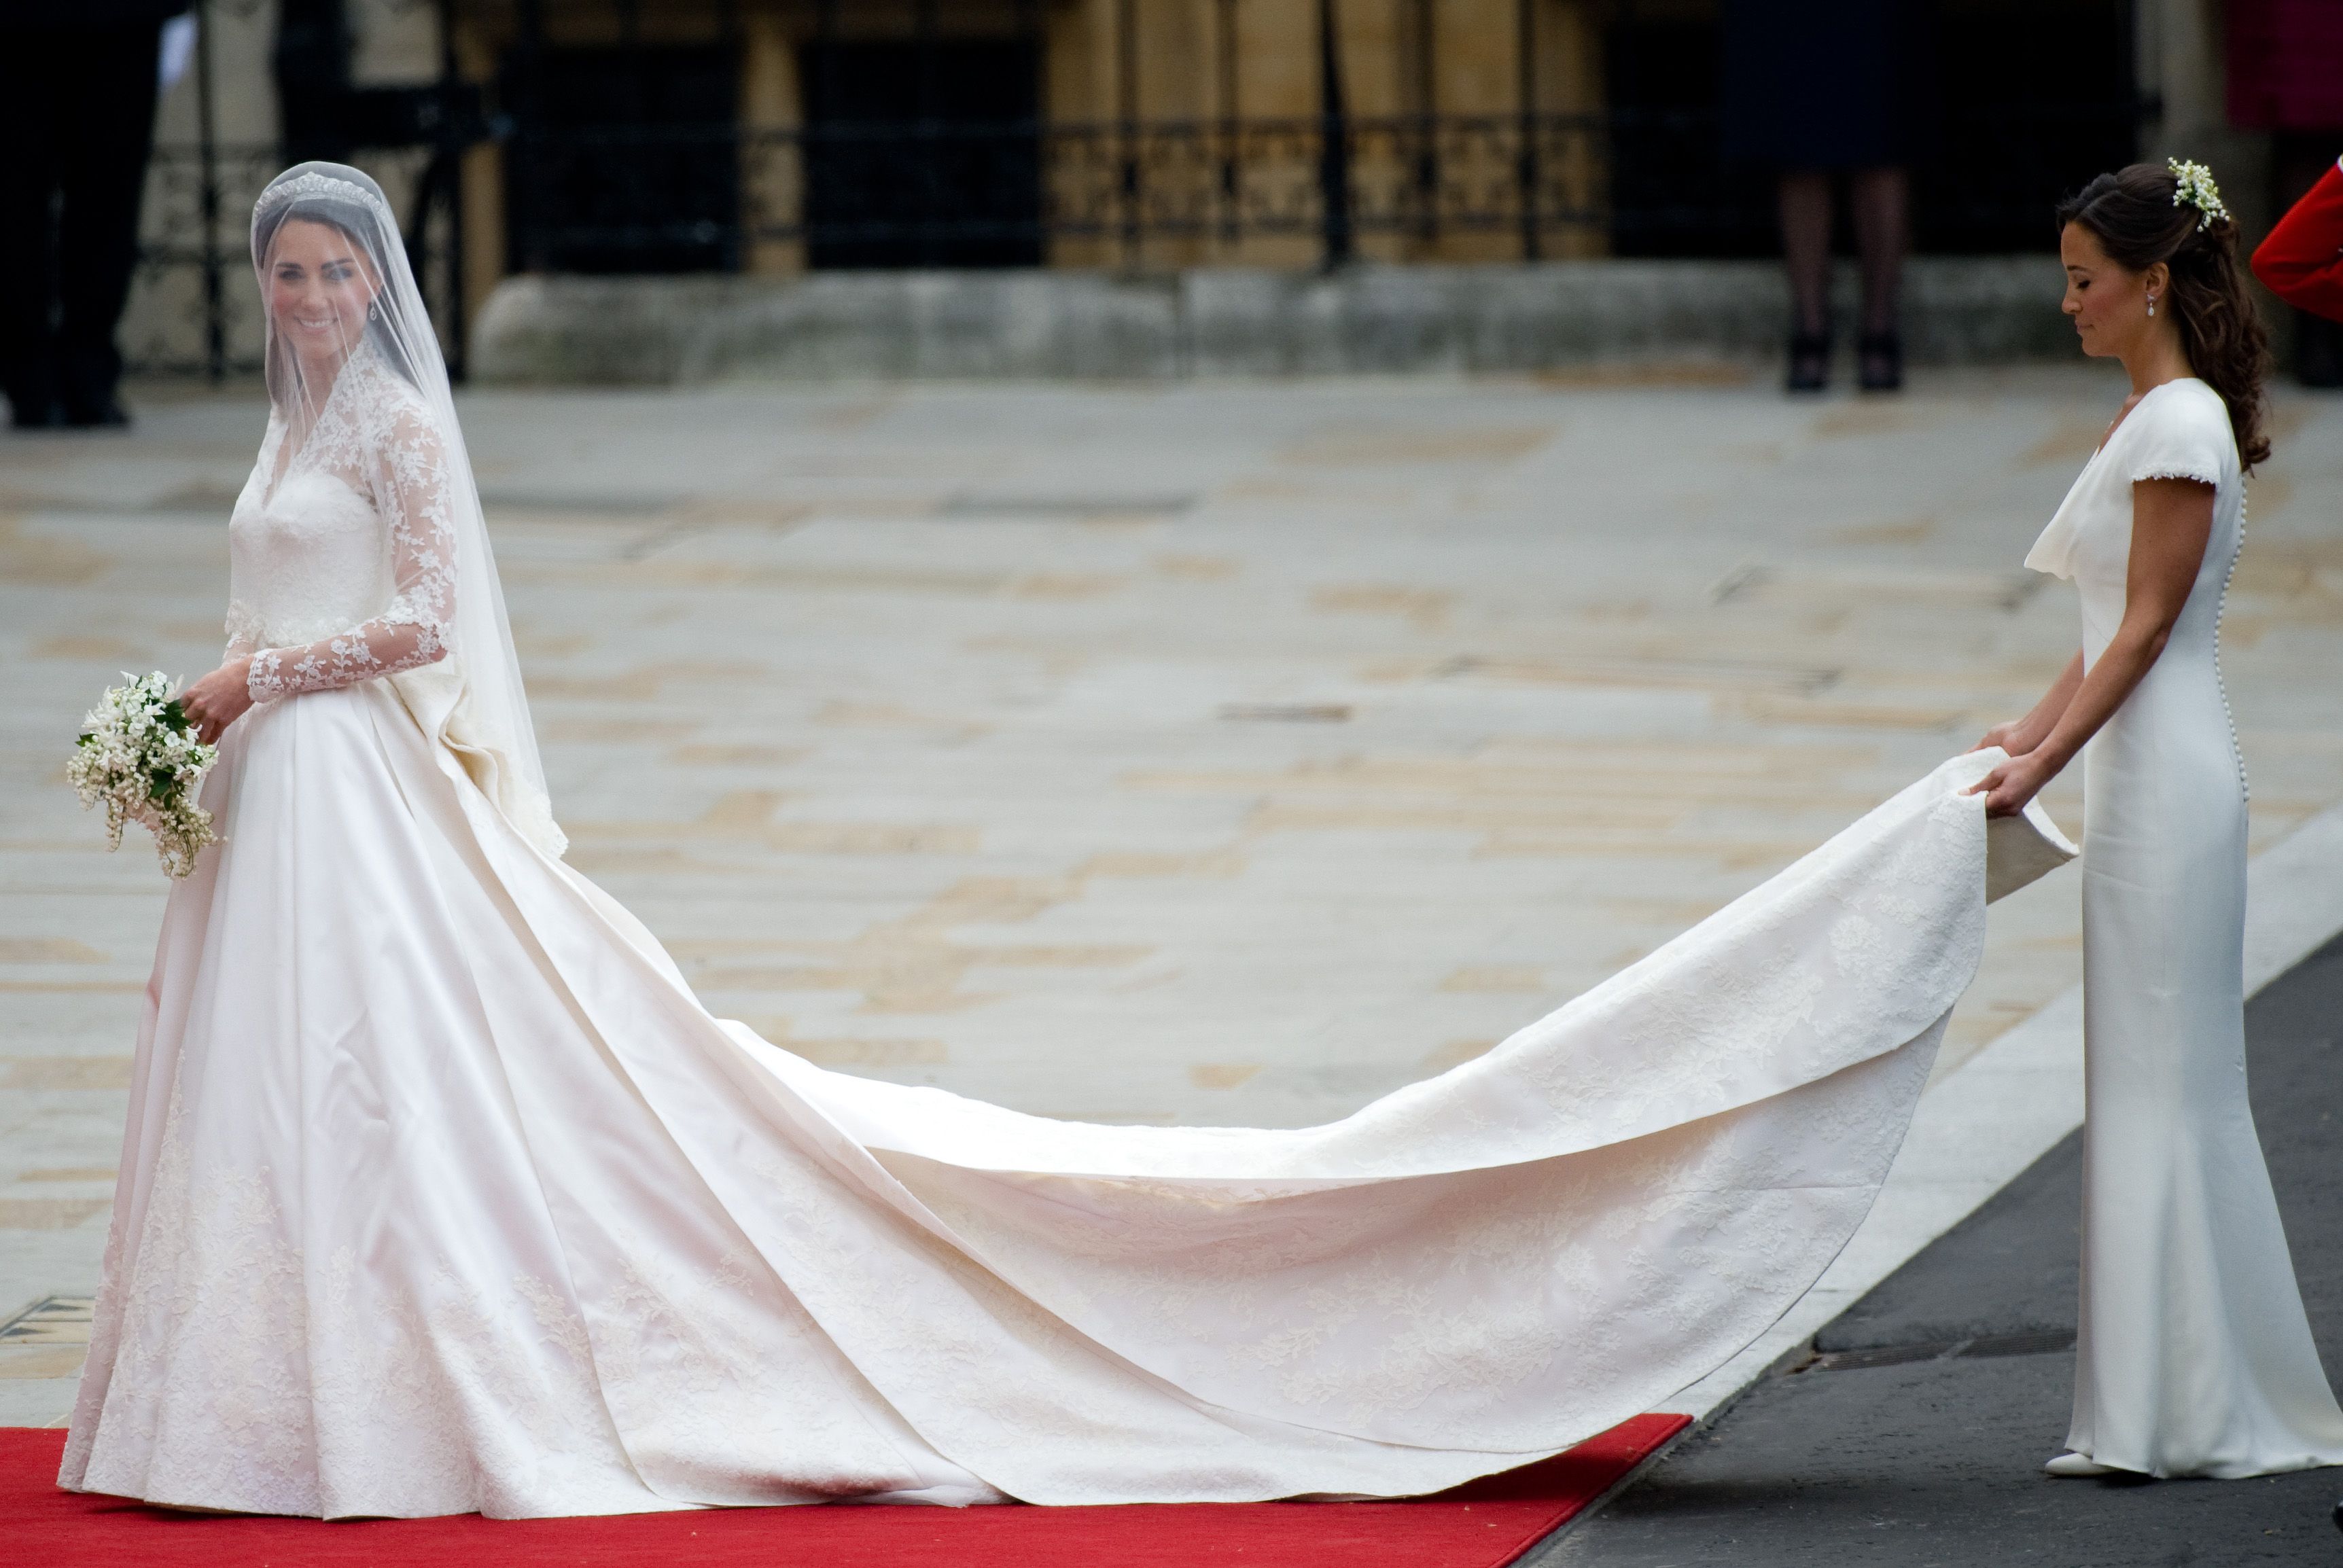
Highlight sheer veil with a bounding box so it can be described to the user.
[251,162,563,856]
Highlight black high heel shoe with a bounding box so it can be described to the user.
[1858,331,1903,393]
[1786,329,1830,393]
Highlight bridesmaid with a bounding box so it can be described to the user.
[1969,160,2343,1479]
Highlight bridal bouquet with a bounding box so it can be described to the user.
[67,673,222,879]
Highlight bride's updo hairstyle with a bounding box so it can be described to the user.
[250,167,422,404]
[2056,162,2271,471]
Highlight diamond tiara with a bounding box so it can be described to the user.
[253,169,393,226]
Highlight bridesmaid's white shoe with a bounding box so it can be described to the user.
[2043,1452,2117,1478]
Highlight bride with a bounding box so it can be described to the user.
[63,163,2067,1520]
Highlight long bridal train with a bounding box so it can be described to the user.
[61,688,2071,1518]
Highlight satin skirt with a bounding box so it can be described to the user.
[63,683,2024,1518]
[2068,653,2343,1478]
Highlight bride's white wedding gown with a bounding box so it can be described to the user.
[62,348,2073,1520]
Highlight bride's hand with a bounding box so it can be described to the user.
[181,658,255,745]
[1962,750,2057,819]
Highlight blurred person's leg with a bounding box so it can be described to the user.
[1778,169,1833,391]
[54,22,163,427]
[0,30,64,428]
[1851,164,1907,391]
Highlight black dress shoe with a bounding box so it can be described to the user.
[1858,331,1903,393]
[8,399,64,429]
[1786,330,1830,393]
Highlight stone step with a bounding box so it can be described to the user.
[472,256,2074,385]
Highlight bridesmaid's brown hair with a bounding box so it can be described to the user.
[2058,163,2272,471]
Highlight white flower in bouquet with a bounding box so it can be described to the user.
[66,672,223,879]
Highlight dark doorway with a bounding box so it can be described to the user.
[1604,4,1774,259]
[1912,0,2136,252]
[506,43,741,274]
[801,38,1042,269]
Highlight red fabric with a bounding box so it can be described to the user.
[2254,162,2343,323]
[1,1414,1689,1568]
[2229,0,2343,130]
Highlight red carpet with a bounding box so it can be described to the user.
[2,1414,1686,1567]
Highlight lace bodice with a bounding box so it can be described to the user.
[226,342,455,703]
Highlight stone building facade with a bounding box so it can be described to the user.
[123,0,2275,377]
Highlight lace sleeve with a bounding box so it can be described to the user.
[247,406,455,703]
[224,601,262,660]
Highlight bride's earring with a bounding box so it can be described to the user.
[368,300,379,321]
[2147,293,2157,318]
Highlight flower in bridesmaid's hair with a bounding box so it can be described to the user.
[66,673,222,879]
[2168,158,2229,232]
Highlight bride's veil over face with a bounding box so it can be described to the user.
[250,162,563,855]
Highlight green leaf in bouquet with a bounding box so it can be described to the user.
[148,767,176,804]
[160,698,191,734]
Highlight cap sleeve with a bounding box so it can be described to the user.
[2124,385,2232,487]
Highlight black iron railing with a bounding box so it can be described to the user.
[501,103,2114,272]
[505,111,1617,269]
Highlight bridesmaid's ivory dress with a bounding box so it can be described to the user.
[2027,376,2343,1478]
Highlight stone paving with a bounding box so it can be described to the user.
[3,366,2341,1428]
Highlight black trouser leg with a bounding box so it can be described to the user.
[54,23,164,423]
[0,33,63,426]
